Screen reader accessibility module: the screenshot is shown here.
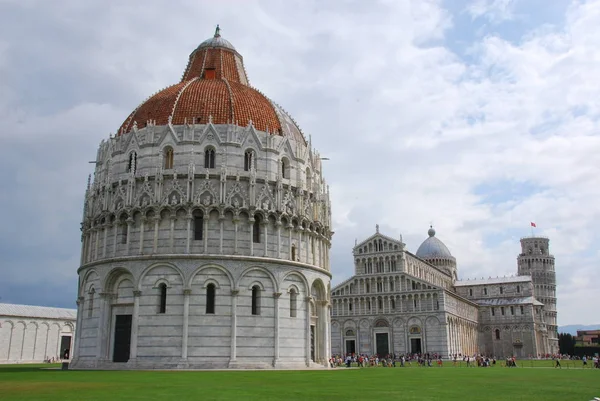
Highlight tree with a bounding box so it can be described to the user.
[558,332,575,355]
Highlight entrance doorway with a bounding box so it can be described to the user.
[410,338,422,354]
[345,340,356,355]
[375,333,389,356]
[60,336,72,359]
[113,314,132,362]
[310,325,315,362]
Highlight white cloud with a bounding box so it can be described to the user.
[466,0,517,23]
[0,0,599,325]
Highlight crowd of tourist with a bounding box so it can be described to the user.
[329,353,600,369]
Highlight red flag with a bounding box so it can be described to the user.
[530,222,536,228]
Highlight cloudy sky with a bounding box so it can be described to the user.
[1,0,599,326]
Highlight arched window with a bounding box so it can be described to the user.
[244,150,253,171]
[495,329,500,340]
[390,281,394,291]
[158,283,167,314]
[204,147,215,169]
[517,285,521,293]
[193,210,203,240]
[483,287,488,296]
[128,152,137,174]
[500,286,504,294]
[365,282,370,293]
[281,158,289,179]
[163,147,174,169]
[378,298,383,310]
[253,215,261,243]
[206,284,216,314]
[251,285,261,315]
[391,299,395,310]
[291,245,296,261]
[121,221,128,244]
[290,289,297,317]
[469,289,473,297]
[88,289,95,318]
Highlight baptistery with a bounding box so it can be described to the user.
[71,27,333,370]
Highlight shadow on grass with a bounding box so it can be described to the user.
[0,364,61,374]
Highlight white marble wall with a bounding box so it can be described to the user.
[0,317,75,363]
[72,257,330,369]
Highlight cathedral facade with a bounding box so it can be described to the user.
[71,28,332,370]
[330,226,558,359]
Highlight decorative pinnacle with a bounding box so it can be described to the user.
[214,24,221,38]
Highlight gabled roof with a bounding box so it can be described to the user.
[0,303,77,320]
[353,228,404,252]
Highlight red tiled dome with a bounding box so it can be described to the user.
[118,27,305,144]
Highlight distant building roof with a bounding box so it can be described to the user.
[472,296,543,306]
[454,276,532,287]
[0,303,76,320]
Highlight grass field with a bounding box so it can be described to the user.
[0,363,597,401]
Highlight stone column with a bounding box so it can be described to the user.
[229,289,239,367]
[249,219,254,256]
[287,224,293,260]
[72,296,85,363]
[181,289,191,360]
[233,218,239,254]
[185,215,192,254]
[305,296,312,366]
[129,290,141,361]
[94,228,99,261]
[138,218,146,255]
[126,218,133,255]
[112,225,118,258]
[219,216,224,254]
[273,292,282,367]
[97,293,110,361]
[324,302,331,363]
[102,225,108,258]
[80,232,86,266]
[169,215,176,253]
[263,221,268,257]
[203,217,209,253]
[276,221,282,258]
[153,217,159,253]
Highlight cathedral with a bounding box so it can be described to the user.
[71,27,332,370]
[330,226,558,359]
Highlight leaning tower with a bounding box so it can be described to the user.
[517,237,558,354]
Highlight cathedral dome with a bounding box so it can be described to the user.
[118,26,306,145]
[416,226,453,259]
[196,27,236,51]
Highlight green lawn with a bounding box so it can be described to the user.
[0,363,597,401]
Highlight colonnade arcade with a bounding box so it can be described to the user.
[81,205,331,271]
[446,316,477,357]
[332,275,437,298]
[332,291,440,316]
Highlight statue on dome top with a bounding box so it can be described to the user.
[214,25,221,38]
